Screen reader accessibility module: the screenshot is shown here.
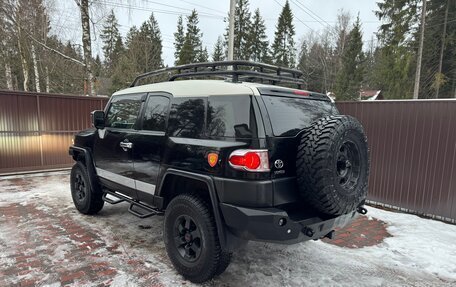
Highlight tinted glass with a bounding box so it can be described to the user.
[168,98,205,138]
[142,96,170,131]
[262,96,336,136]
[105,94,143,129]
[207,95,254,138]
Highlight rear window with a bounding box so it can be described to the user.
[207,95,255,138]
[262,96,336,136]
[168,98,206,138]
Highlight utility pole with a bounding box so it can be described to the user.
[435,0,449,98]
[413,0,427,99]
[227,0,236,61]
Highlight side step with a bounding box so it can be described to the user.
[128,203,159,218]
[102,193,125,204]
[102,189,163,218]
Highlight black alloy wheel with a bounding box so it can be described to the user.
[73,172,87,204]
[70,161,104,214]
[173,215,202,262]
[164,193,230,283]
[336,141,361,190]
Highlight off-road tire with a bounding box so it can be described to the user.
[70,161,104,214]
[296,115,369,215]
[164,193,226,283]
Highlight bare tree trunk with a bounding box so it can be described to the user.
[413,0,427,99]
[435,0,449,98]
[31,44,41,92]
[79,0,95,96]
[17,26,29,91]
[4,62,13,90]
[45,66,50,93]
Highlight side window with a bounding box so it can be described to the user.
[105,94,143,129]
[142,96,170,131]
[168,98,206,138]
[207,95,255,138]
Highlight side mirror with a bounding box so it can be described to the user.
[91,110,105,129]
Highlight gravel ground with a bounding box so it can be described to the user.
[0,171,455,287]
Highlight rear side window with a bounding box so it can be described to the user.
[105,94,143,129]
[207,95,255,138]
[142,96,170,131]
[168,98,206,138]
[262,96,336,136]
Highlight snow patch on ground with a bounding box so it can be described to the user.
[1,172,456,287]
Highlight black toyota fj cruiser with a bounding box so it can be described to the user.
[69,61,369,283]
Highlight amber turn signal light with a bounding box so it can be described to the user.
[207,153,219,167]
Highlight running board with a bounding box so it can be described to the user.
[128,203,158,218]
[102,189,163,218]
[102,192,125,204]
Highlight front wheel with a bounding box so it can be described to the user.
[164,193,228,283]
[70,161,104,214]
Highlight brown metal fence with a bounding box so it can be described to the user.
[337,100,456,222]
[1,91,455,221]
[0,90,107,174]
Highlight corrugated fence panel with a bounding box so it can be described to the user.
[337,100,456,221]
[0,90,108,174]
[1,91,456,221]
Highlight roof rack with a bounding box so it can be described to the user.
[130,60,305,88]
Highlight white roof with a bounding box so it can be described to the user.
[113,80,267,97]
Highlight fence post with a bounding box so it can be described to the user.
[36,94,44,167]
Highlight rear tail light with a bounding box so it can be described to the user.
[228,149,270,172]
[293,90,309,96]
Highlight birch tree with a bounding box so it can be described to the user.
[75,0,96,95]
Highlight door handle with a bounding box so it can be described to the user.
[120,140,133,151]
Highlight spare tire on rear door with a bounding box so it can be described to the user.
[296,115,369,216]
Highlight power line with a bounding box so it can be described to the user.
[176,0,226,16]
[292,0,332,28]
[99,1,224,20]
[273,0,314,32]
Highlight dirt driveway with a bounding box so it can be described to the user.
[1,172,455,287]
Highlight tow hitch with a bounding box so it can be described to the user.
[357,206,368,215]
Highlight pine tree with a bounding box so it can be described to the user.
[212,36,225,62]
[374,0,418,99]
[297,40,309,88]
[224,0,252,60]
[174,15,185,65]
[334,16,364,101]
[197,46,209,62]
[111,27,139,92]
[110,14,163,93]
[419,0,456,98]
[271,0,296,67]
[145,13,163,70]
[249,8,269,63]
[177,10,203,65]
[100,10,122,72]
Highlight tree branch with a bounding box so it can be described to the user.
[28,34,86,67]
[1,3,86,67]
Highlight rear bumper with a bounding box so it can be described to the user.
[220,203,359,244]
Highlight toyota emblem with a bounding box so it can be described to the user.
[274,159,284,169]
